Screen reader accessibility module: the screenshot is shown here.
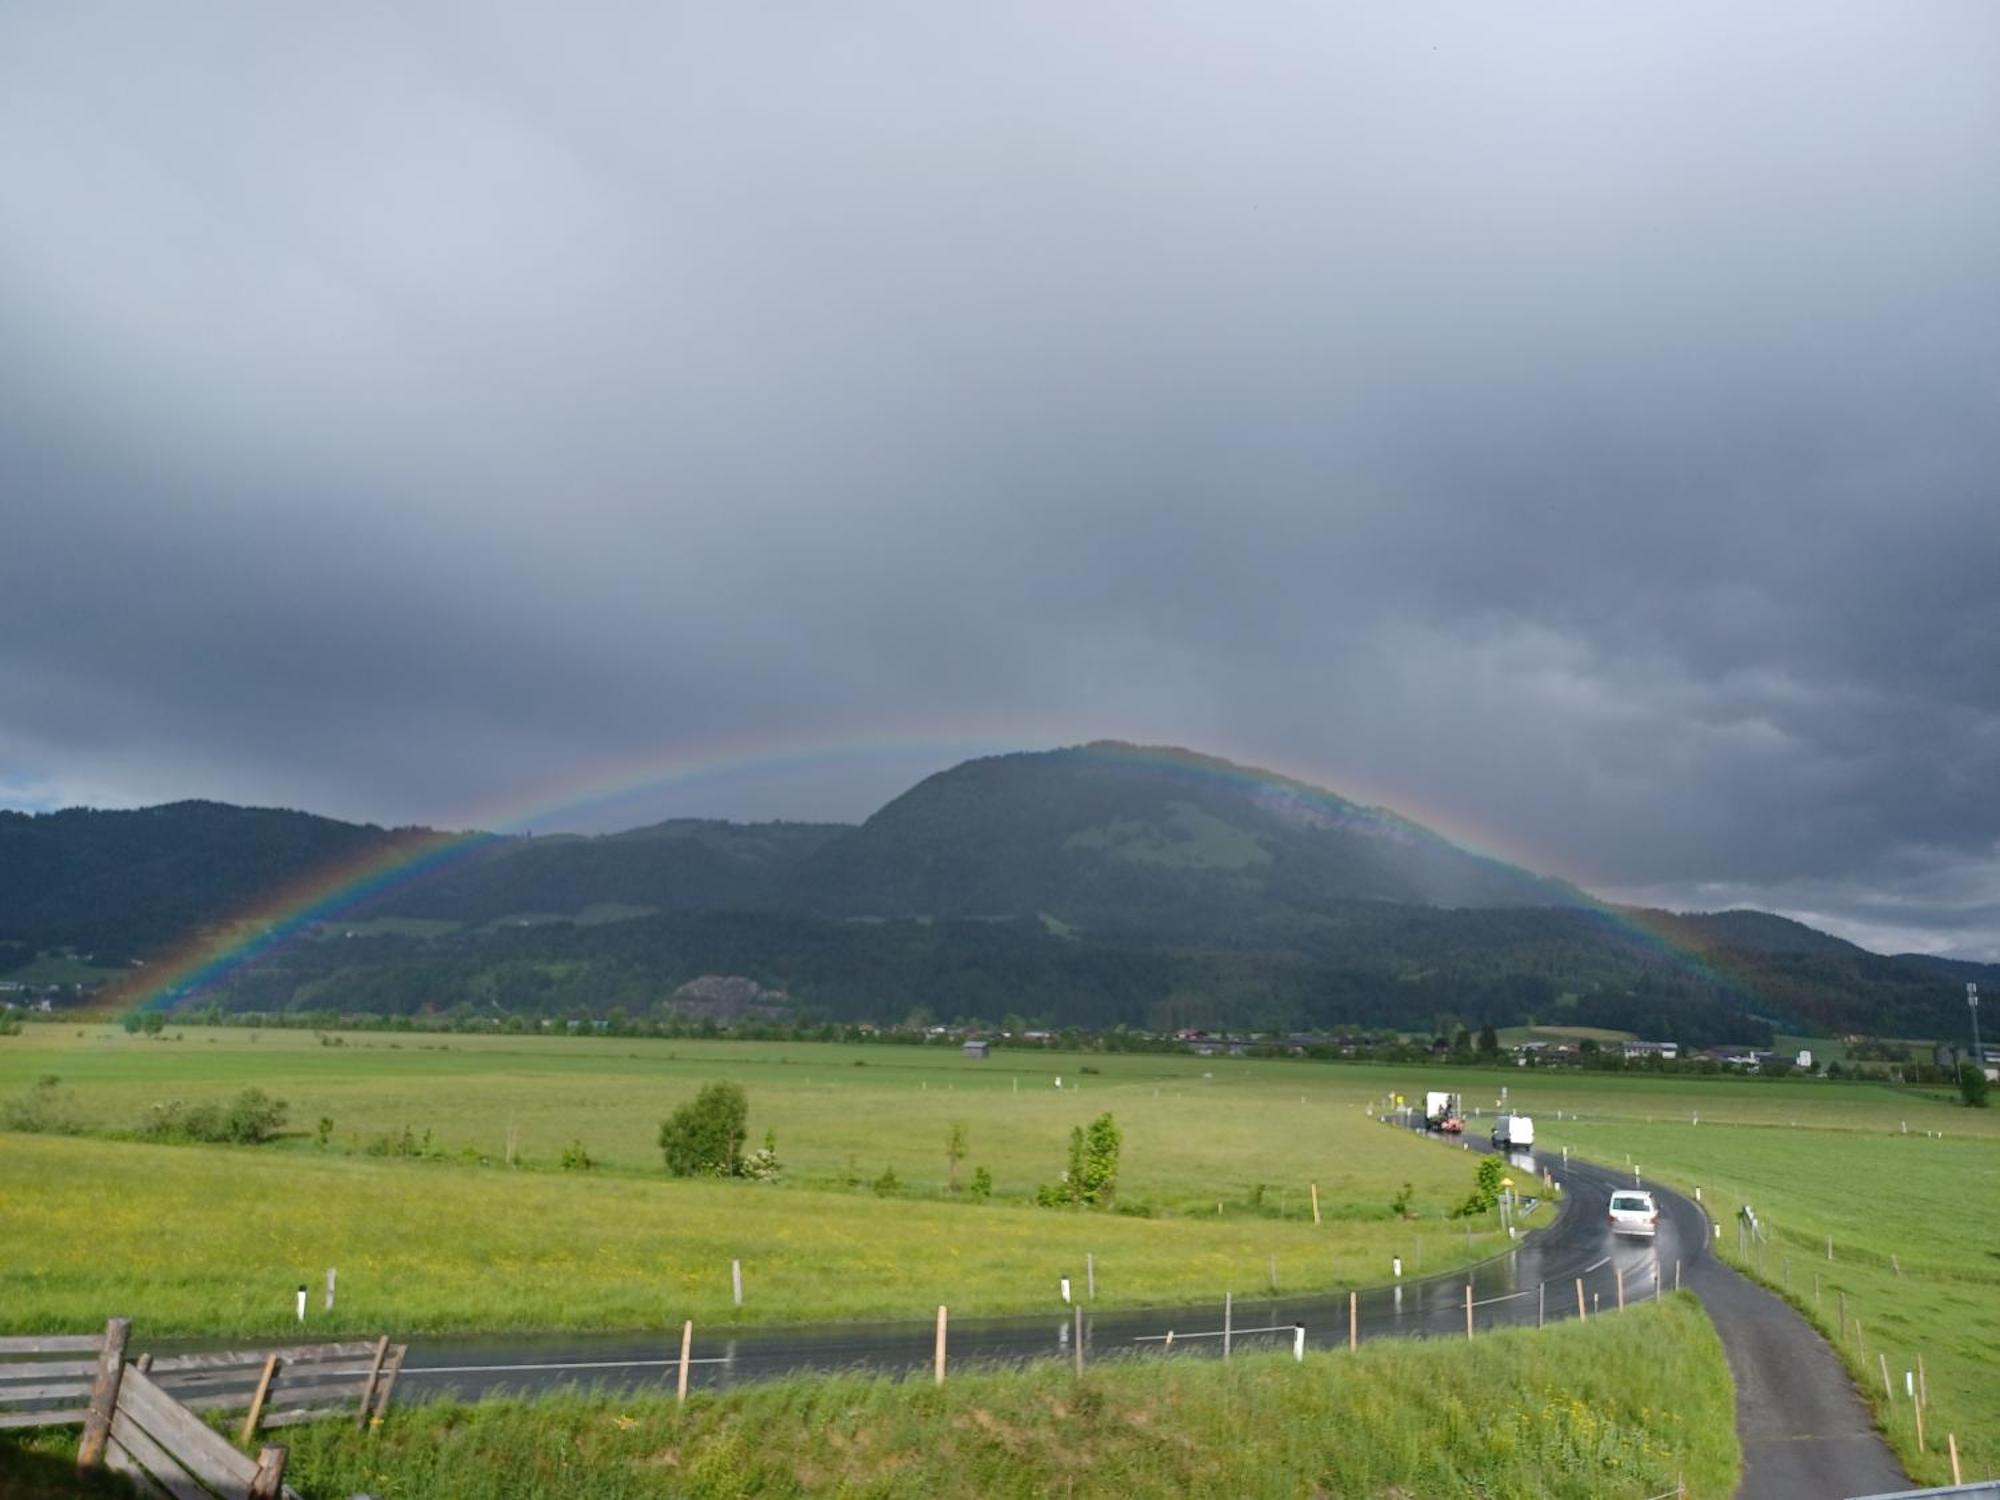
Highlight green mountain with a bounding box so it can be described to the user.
[4,744,1986,1044]
[780,743,1583,940]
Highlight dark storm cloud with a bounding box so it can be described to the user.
[2,3,1996,954]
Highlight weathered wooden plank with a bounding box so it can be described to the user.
[354,1336,389,1429]
[248,1443,288,1500]
[109,1408,211,1500]
[0,1358,103,1380]
[143,1341,376,1374]
[241,1354,281,1443]
[117,1366,261,1489]
[172,1379,368,1415]
[0,1379,93,1402]
[160,1358,376,1394]
[76,1315,130,1471]
[103,1434,172,1498]
[259,1404,355,1429]
[0,1405,88,1430]
[369,1345,406,1423]
[0,1334,106,1354]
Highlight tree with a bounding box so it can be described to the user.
[1961,1062,1991,1109]
[658,1081,749,1176]
[946,1120,969,1191]
[1476,1023,1500,1058]
[1040,1112,1123,1208]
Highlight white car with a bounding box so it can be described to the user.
[1607,1189,1659,1237]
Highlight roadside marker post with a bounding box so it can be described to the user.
[1293,1325,1305,1362]
[295,1285,306,1324]
[677,1320,692,1403]
[325,1268,336,1313]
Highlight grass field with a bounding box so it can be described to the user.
[0,1029,1525,1336]
[1,1299,1738,1499]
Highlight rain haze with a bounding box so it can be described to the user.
[2,4,1996,958]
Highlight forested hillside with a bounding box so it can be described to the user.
[6,745,1989,1044]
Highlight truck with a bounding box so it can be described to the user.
[1423,1091,1464,1133]
[1490,1113,1535,1149]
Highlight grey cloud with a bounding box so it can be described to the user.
[2,3,1997,955]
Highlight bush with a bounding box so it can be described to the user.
[659,1081,749,1177]
[138,1088,288,1145]
[1391,1181,1415,1220]
[559,1139,595,1171]
[1962,1062,1991,1109]
[872,1165,902,1197]
[0,1012,21,1036]
[1038,1112,1122,1209]
[968,1165,993,1201]
[0,1075,84,1134]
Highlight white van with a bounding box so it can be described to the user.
[1491,1113,1535,1148]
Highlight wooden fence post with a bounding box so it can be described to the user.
[1464,1284,1473,1339]
[934,1306,947,1386]
[370,1345,405,1426]
[325,1267,336,1313]
[1879,1352,1892,1400]
[1616,1264,1625,1311]
[248,1445,288,1500]
[1575,1278,1586,1322]
[75,1316,130,1473]
[732,1260,743,1308]
[677,1320,692,1404]
[355,1336,390,1430]
[1311,1183,1321,1224]
[1914,1388,1925,1452]
[240,1354,281,1443]
[1948,1433,1961,1485]
[1349,1291,1357,1350]
[1073,1305,1084,1376]
[1223,1292,1232,1360]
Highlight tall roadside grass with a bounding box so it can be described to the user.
[264,1298,1734,1499]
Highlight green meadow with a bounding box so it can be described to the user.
[4,1300,1738,1500]
[0,1028,1523,1336]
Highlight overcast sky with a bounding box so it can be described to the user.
[3,4,1996,958]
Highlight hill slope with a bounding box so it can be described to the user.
[782,743,1582,940]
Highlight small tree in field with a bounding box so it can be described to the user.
[658,1081,749,1176]
[1038,1112,1122,1208]
[946,1120,969,1191]
[1962,1062,1991,1109]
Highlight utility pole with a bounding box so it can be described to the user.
[1970,984,1982,1075]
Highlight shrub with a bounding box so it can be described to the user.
[559,1139,595,1171]
[872,1164,902,1197]
[1038,1112,1122,1209]
[1391,1181,1415,1220]
[0,1075,84,1134]
[659,1081,749,1177]
[1962,1062,1991,1109]
[968,1165,993,1201]
[138,1088,288,1145]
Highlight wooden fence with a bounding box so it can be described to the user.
[4,1318,407,1497]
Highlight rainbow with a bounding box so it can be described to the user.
[102,732,1772,1019]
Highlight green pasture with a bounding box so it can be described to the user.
[1531,1075,1999,1488]
[0,1029,1533,1336]
[2,1299,1738,1499]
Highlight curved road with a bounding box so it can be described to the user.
[216,1129,1909,1498]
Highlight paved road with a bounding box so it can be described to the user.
[1684,1253,1908,1498]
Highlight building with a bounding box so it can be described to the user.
[1622,1040,1680,1061]
[962,1040,990,1060]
